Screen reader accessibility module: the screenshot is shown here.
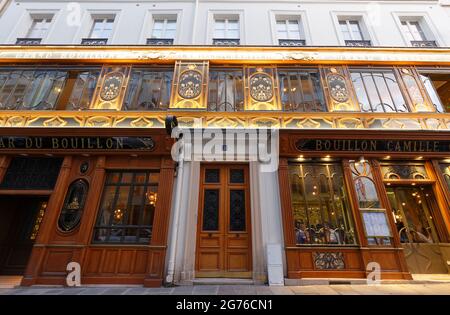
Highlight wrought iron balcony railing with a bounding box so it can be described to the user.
[81,38,108,45]
[146,38,174,46]
[16,38,42,45]
[411,40,438,48]
[213,38,240,46]
[345,40,372,47]
[279,39,306,46]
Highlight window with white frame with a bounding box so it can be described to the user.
[151,17,177,39]
[339,19,364,40]
[276,17,305,46]
[400,20,426,42]
[89,17,115,39]
[214,18,239,39]
[27,16,53,39]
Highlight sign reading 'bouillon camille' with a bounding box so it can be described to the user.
[296,139,450,153]
[0,136,155,151]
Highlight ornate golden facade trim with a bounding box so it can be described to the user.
[1,46,450,64]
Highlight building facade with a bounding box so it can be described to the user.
[0,0,449,287]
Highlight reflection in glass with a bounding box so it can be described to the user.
[278,69,326,112]
[289,163,356,245]
[208,69,244,111]
[419,72,450,113]
[351,69,408,113]
[93,171,159,244]
[387,186,439,243]
[440,163,450,192]
[123,68,172,110]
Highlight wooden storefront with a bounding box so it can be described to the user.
[0,128,175,287]
[279,130,450,279]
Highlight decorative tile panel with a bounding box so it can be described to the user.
[313,252,345,270]
[244,66,280,111]
[320,66,359,112]
[91,65,131,110]
[170,61,209,109]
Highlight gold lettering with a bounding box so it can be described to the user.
[116,138,123,149]
[8,138,15,148]
[25,138,33,149]
[70,138,78,149]
[395,141,401,152]
[61,138,68,149]
[96,138,103,149]
[106,138,113,149]
[0,138,5,148]
[52,138,59,149]
[35,137,42,149]
[434,141,439,152]
[370,140,377,151]
[361,141,368,151]
[403,141,411,152]
[87,138,94,149]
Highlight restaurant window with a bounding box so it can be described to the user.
[207,68,244,111]
[0,69,67,110]
[93,171,159,244]
[350,68,409,113]
[289,162,356,246]
[0,68,100,111]
[350,160,392,246]
[123,68,172,110]
[278,68,326,112]
[419,71,450,113]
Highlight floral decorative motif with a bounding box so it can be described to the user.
[100,73,123,101]
[178,70,202,99]
[249,73,273,102]
[313,252,345,270]
[327,74,349,103]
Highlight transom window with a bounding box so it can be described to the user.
[400,20,426,42]
[278,68,326,112]
[339,19,364,41]
[123,68,173,110]
[289,162,356,246]
[276,18,303,40]
[90,17,115,39]
[350,69,408,113]
[27,16,53,39]
[214,18,239,39]
[208,68,244,111]
[93,171,160,244]
[152,18,177,39]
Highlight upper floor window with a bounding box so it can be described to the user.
[17,15,53,45]
[338,18,371,47]
[276,17,305,46]
[0,67,100,111]
[147,16,177,45]
[208,68,244,111]
[82,16,115,45]
[213,17,240,45]
[350,68,408,113]
[399,18,437,47]
[419,70,450,113]
[278,68,326,112]
[123,68,173,111]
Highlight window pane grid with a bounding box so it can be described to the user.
[94,171,159,244]
[207,68,244,111]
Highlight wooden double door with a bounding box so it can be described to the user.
[196,164,252,278]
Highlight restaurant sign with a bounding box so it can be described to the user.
[0,136,155,151]
[296,139,450,153]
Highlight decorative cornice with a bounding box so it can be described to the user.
[0,45,450,64]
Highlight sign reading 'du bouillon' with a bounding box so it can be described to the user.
[296,139,450,153]
[0,136,155,151]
